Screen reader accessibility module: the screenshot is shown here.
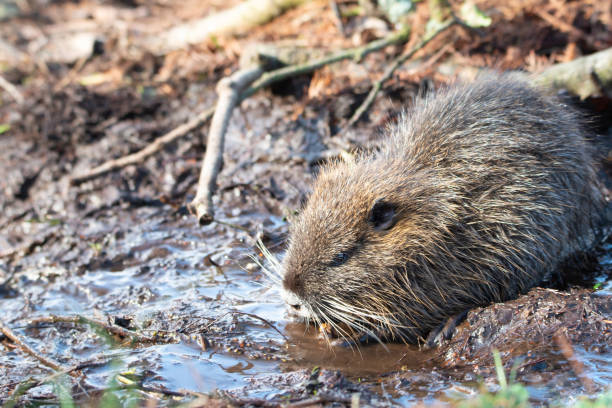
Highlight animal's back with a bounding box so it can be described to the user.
[383,76,605,317]
[281,74,607,343]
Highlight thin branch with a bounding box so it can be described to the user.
[70,107,215,185]
[27,315,168,344]
[230,310,288,340]
[188,67,263,225]
[329,1,345,35]
[223,396,279,408]
[0,321,66,372]
[12,381,191,406]
[553,331,597,394]
[0,74,24,104]
[242,25,411,98]
[533,9,589,43]
[222,392,353,408]
[345,18,456,128]
[136,385,187,398]
[286,393,352,407]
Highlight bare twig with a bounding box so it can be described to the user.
[0,207,33,230]
[53,357,114,381]
[12,381,191,406]
[70,107,215,185]
[188,67,264,225]
[286,393,352,407]
[0,269,16,290]
[202,309,287,341]
[0,74,24,104]
[345,18,456,128]
[533,9,589,42]
[27,314,166,344]
[553,331,597,394]
[401,42,453,78]
[186,26,412,224]
[230,310,287,340]
[242,25,411,98]
[0,321,66,372]
[137,385,187,397]
[222,392,353,408]
[329,1,345,35]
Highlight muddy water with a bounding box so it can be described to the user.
[2,200,610,405]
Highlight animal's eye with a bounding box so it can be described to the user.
[329,252,350,267]
[368,199,396,231]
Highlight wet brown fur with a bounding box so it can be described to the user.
[281,74,607,343]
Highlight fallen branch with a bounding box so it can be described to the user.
[14,382,192,406]
[535,46,612,99]
[69,26,411,189]
[189,25,411,225]
[140,0,310,55]
[70,107,214,185]
[27,314,168,344]
[346,18,456,128]
[0,320,66,372]
[188,67,264,225]
[125,384,187,398]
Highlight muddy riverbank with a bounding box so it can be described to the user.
[1,0,611,406]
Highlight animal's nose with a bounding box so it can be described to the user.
[282,289,303,311]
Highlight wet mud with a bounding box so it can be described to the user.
[1,1,611,406]
[1,76,610,406]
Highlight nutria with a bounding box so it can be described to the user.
[277,74,607,344]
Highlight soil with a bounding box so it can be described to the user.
[0,0,611,406]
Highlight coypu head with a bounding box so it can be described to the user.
[280,154,450,343]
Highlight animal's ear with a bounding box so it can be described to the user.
[368,199,396,231]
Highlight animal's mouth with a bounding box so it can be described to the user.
[281,290,386,343]
[281,289,313,320]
